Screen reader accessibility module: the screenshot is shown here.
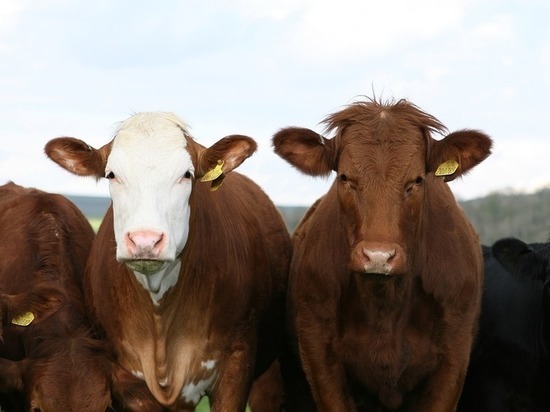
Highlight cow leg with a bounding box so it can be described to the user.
[295,308,356,412]
[209,340,255,411]
[278,342,316,412]
[408,322,474,412]
[248,359,284,412]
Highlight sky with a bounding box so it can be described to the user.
[1,0,549,206]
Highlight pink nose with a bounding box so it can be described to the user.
[125,230,166,258]
[352,241,406,275]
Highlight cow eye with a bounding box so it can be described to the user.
[184,170,192,179]
[105,171,115,180]
[405,176,423,197]
[339,173,348,182]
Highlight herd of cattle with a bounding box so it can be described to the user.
[0,98,547,411]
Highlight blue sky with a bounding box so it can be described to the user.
[1,0,549,205]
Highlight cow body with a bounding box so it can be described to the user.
[0,182,110,411]
[273,98,492,411]
[45,112,291,411]
[458,239,550,411]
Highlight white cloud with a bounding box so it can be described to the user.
[284,0,475,62]
[233,0,306,20]
[0,0,27,34]
[0,0,549,207]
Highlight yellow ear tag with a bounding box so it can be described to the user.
[11,311,35,327]
[435,160,459,177]
[200,160,225,183]
[209,175,225,192]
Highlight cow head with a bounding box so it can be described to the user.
[0,336,164,412]
[273,98,492,277]
[45,112,256,280]
[0,289,112,411]
[492,237,550,351]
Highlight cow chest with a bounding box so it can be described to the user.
[337,277,442,408]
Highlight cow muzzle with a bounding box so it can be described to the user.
[125,259,165,276]
[351,241,407,276]
[121,230,169,275]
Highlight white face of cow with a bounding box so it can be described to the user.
[105,113,194,275]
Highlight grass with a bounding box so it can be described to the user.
[196,397,252,411]
[88,217,103,232]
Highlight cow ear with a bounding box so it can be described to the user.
[272,127,336,177]
[427,129,492,182]
[2,286,65,327]
[45,137,112,180]
[492,238,548,281]
[195,135,257,190]
[0,358,25,392]
[110,364,165,412]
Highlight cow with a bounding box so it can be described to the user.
[0,182,163,412]
[44,111,291,411]
[272,97,492,411]
[458,238,550,411]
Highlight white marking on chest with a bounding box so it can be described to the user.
[132,370,144,380]
[134,259,181,304]
[181,372,217,405]
[201,359,216,370]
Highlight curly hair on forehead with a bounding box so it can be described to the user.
[322,96,448,139]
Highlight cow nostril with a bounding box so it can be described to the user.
[125,231,165,255]
[363,248,396,264]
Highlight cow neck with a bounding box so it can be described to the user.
[133,259,182,305]
[350,272,414,319]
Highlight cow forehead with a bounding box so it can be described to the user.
[110,112,191,164]
[339,137,425,177]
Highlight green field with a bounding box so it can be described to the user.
[88,217,103,232]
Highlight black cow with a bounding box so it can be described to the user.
[458,238,550,411]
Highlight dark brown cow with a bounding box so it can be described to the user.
[0,182,162,412]
[273,98,492,411]
[45,112,291,411]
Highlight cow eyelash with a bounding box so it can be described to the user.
[405,176,424,196]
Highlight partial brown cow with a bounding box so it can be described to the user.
[0,182,162,412]
[273,98,492,411]
[45,112,291,411]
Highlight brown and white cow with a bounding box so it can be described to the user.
[0,182,162,412]
[45,112,291,411]
[273,98,492,411]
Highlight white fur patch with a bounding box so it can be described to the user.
[132,370,144,380]
[107,112,194,264]
[201,359,217,370]
[181,373,217,405]
[134,260,181,304]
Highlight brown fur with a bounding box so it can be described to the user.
[85,171,290,410]
[0,182,162,411]
[0,182,110,411]
[273,98,492,411]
